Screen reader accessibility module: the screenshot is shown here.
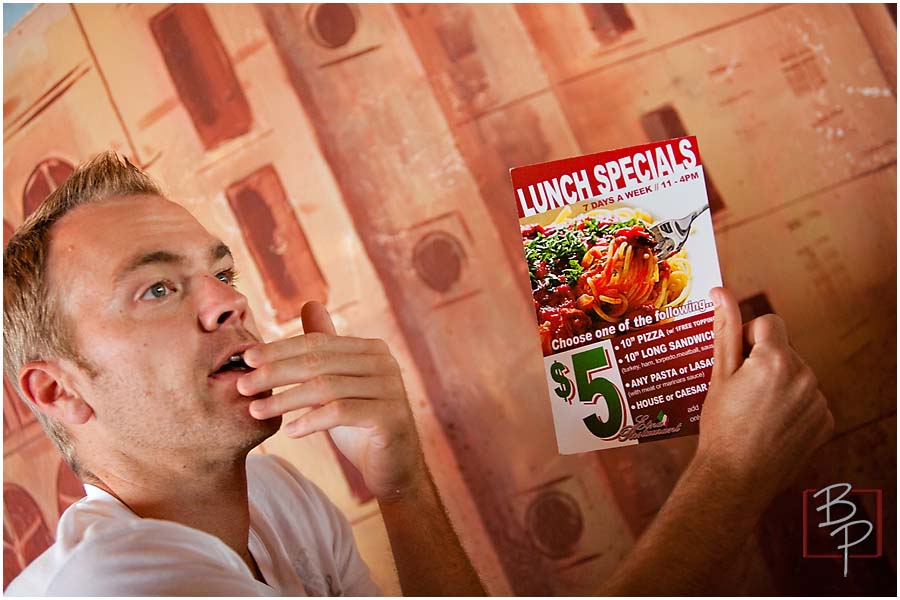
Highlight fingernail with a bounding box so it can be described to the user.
[710,288,721,307]
[249,400,265,417]
[243,348,259,366]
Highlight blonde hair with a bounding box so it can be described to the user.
[3,152,163,475]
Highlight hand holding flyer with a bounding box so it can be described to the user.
[510,136,723,454]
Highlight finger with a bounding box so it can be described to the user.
[243,334,387,368]
[301,301,337,335]
[238,351,397,396]
[248,375,397,419]
[710,287,743,381]
[744,313,790,350]
[285,398,386,437]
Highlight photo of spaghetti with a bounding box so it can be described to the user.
[523,206,692,355]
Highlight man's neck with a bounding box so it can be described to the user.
[86,453,263,582]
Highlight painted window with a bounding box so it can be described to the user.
[151,4,252,150]
[225,165,327,322]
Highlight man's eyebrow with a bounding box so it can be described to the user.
[114,250,184,286]
[211,242,232,262]
[114,244,232,287]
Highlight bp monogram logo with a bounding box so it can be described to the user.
[803,483,883,577]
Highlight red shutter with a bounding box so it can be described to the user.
[640,105,726,214]
[22,158,74,218]
[739,293,776,323]
[582,4,635,43]
[3,484,54,590]
[150,4,252,150]
[225,165,327,322]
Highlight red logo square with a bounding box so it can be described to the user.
[802,487,882,559]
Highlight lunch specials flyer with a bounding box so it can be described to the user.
[510,136,723,454]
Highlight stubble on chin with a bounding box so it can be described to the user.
[233,414,283,457]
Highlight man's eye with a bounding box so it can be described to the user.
[215,268,239,286]
[140,282,174,300]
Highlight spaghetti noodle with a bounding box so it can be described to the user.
[523,206,691,355]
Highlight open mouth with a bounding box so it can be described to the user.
[211,352,253,377]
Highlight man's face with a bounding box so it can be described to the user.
[48,195,280,467]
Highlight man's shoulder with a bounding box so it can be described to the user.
[5,516,236,596]
[7,497,245,595]
[6,491,134,595]
[5,542,61,596]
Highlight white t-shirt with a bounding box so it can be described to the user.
[6,454,381,596]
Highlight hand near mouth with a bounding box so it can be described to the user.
[235,301,422,501]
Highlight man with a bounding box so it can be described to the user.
[3,153,833,595]
[3,153,484,595]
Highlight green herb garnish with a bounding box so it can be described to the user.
[523,217,649,290]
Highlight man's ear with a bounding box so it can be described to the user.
[18,361,93,425]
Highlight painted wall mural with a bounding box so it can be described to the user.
[3,4,896,595]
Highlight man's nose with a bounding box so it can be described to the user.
[197,275,249,331]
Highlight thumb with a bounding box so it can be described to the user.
[301,301,336,335]
[710,287,742,382]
